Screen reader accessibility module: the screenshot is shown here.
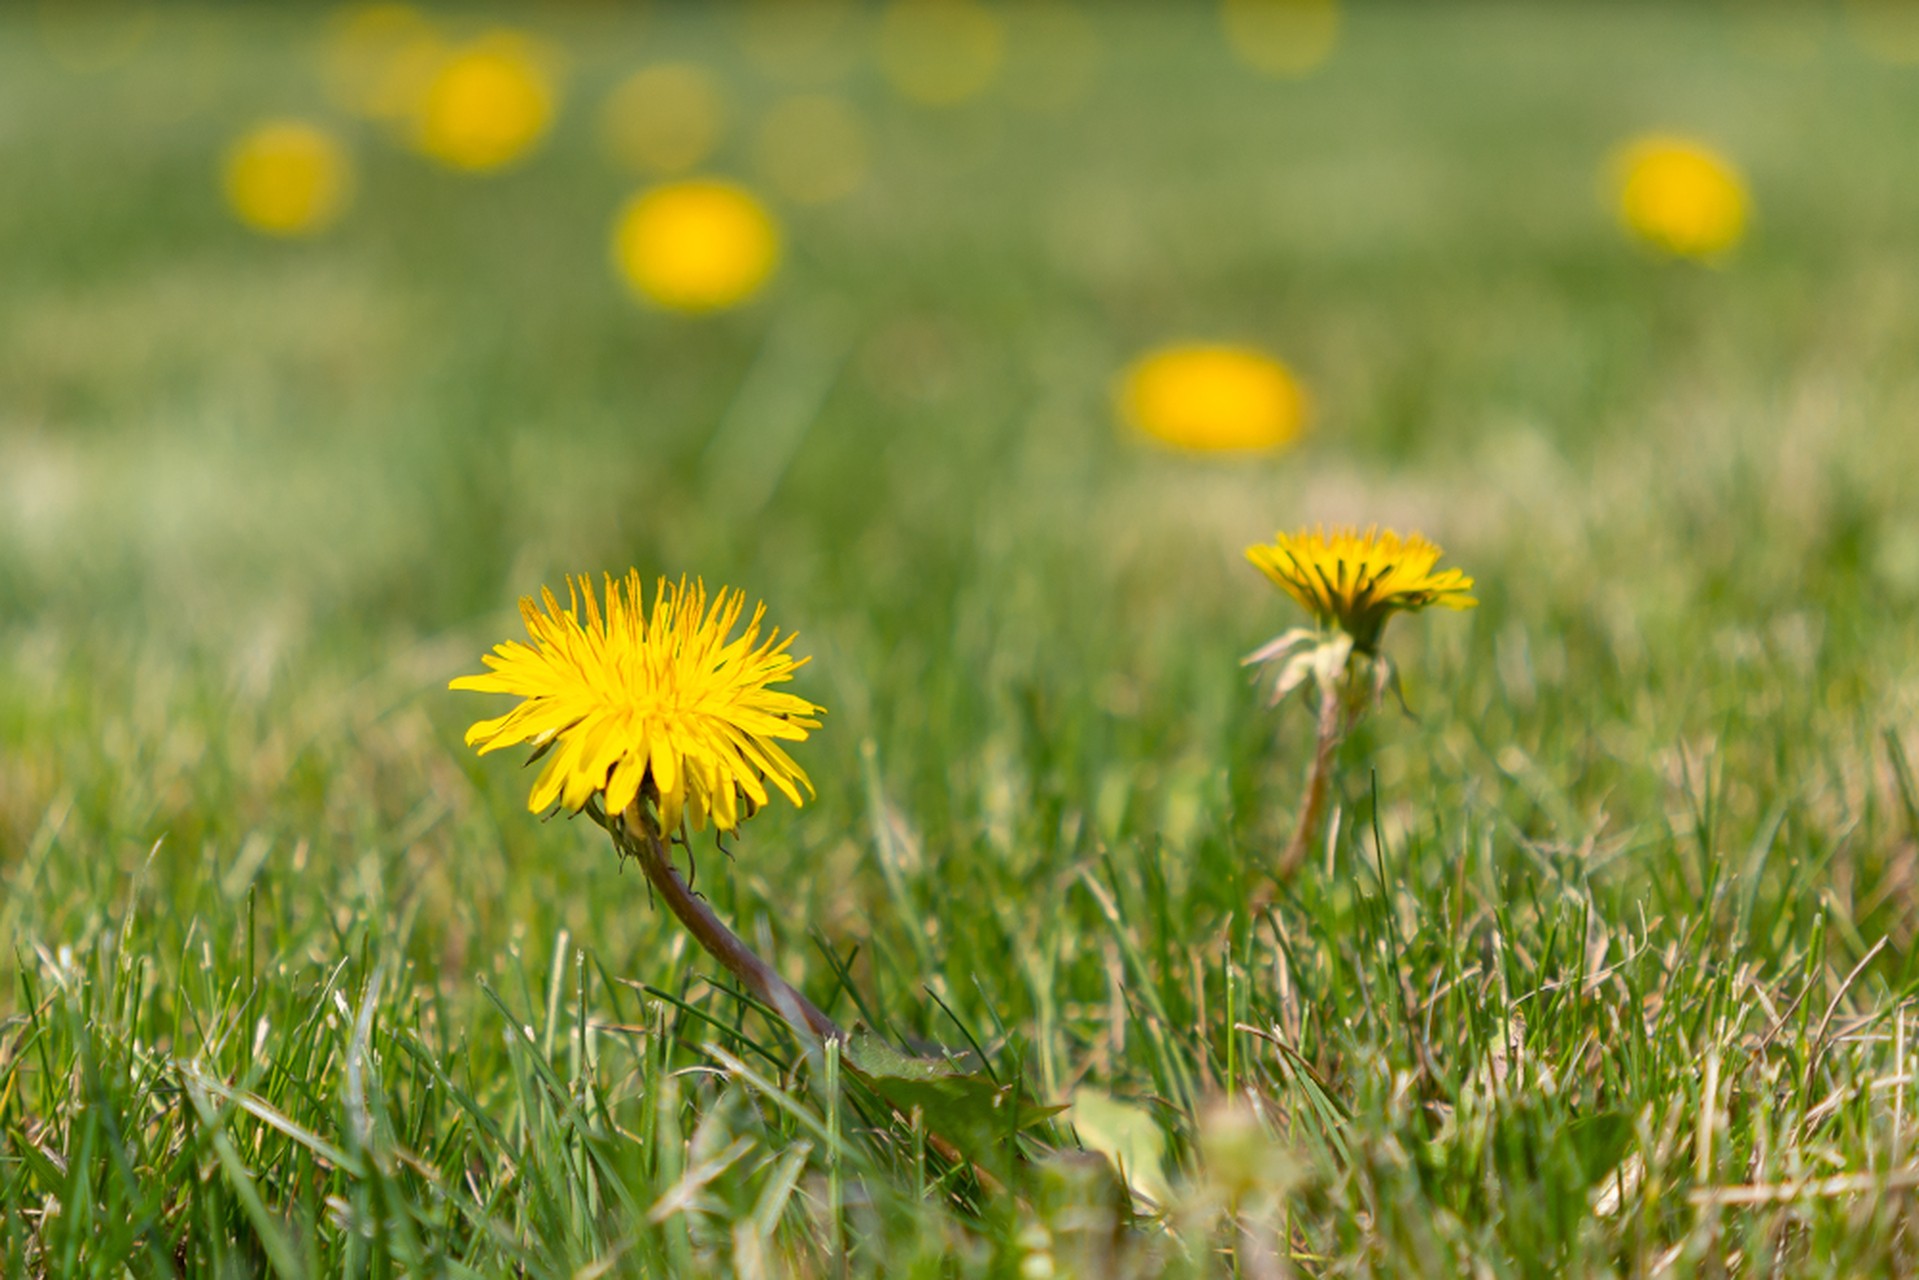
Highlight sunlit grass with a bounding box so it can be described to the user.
[6,4,1919,1276]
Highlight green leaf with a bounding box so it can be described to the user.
[1066,1087,1172,1208]
[842,1027,1063,1171]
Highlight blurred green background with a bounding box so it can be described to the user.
[8,1,1919,926]
[9,1,1919,1274]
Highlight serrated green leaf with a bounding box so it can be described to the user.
[842,1027,1063,1170]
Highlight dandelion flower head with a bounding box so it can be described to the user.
[321,4,445,121]
[412,30,558,173]
[1120,344,1308,454]
[1613,134,1749,261]
[754,94,869,206]
[601,64,728,176]
[612,179,781,312]
[877,0,1006,106]
[222,120,354,237]
[1221,0,1341,78]
[452,573,823,834]
[1246,525,1476,653]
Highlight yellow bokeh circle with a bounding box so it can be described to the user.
[1119,344,1309,454]
[321,3,445,121]
[222,120,354,237]
[1612,135,1749,261]
[412,31,559,173]
[876,0,1005,106]
[601,64,727,176]
[1221,0,1340,78]
[612,180,781,312]
[753,94,868,205]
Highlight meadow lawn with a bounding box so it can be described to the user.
[8,3,1919,1275]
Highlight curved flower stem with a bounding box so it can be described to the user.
[1278,675,1346,882]
[618,805,844,1045]
[617,809,990,1189]
[613,804,987,1183]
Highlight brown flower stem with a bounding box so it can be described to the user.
[619,806,844,1045]
[1278,675,1346,883]
[614,805,988,1183]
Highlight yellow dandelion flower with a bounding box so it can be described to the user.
[452,573,823,834]
[1120,344,1309,453]
[612,179,781,312]
[320,4,445,121]
[753,94,869,205]
[1612,135,1749,261]
[1221,0,1340,78]
[601,64,728,176]
[222,120,355,237]
[876,0,1005,106]
[412,30,559,173]
[1246,525,1476,653]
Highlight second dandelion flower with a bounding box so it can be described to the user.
[612,180,782,312]
[222,119,355,237]
[1119,344,1310,454]
[411,30,561,173]
[1610,134,1750,262]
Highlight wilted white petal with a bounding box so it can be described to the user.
[1267,650,1319,706]
[1242,627,1318,667]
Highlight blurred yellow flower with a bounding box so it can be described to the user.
[1612,135,1749,261]
[320,3,444,120]
[753,94,869,205]
[877,0,1005,106]
[1119,344,1308,453]
[452,573,822,833]
[612,180,781,312]
[412,31,559,173]
[1246,526,1476,653]
[601,64,727,176]
[222,120,354,237]
[1221,0,1340,77]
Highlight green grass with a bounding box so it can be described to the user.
[8,2,1919,1274]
